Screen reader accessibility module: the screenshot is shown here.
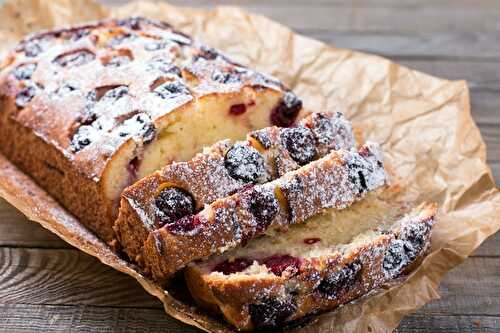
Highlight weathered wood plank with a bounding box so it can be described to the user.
[479,126,500,163]
[0,199,69,248]
[306,32,500,60]
[0,248,160,308]
[1,247,499,317]
[0,304,199,333]
[418,258,500,316]
[490,162,500,187]
[471,231,500,257]
[398,314,500,333]
[105,0,500,8]
[0,302,498,332]
[104,0,500,33]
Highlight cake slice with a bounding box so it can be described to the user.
[185,190,437,331]
[0,17,304,246]
[140,143,386,284]
[114,111,355,264]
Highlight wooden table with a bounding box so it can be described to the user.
[1,1,499,332]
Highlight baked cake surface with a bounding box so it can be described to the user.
[114,112,355,266]
[0,17,302,244]
[185,189,437,331]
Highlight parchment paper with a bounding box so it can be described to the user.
[0,1,499,332]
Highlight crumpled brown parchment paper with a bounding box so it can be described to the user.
[0,1,499,332]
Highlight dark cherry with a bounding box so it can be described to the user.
[117,17,143,30]
[147,58,182,77]
[87,85,128,104]
[64,27,91,41]
[224,144,265,183]
[382,240,407,278]
[15,84,38,109]
[155,187,195,227]
[402,223,429,261]
[318,260,362,300]
[165,215,201,235]
[212,70,240,84]
[270,91,302,127]
[303,237,321,245]
[213,258,254,275]
[127,156,140,180]
[247,188,279,230]
[261,254,301,276]
[108,33,135,46]
[53,49,95,67]
[196,46,219,60]
[105,55,132,67]
[167,31,192,46]
[249,297,297,330]
[55,83,78,96]
[137,117,156,144]
[101,85,129,102]
[71,125,96,152]
[23,41,43,57]
[281,126,318,165]
[346,155,371,194]
[229,103,246,116]
[12,63,37,81]
[153,81,190,99]
[118,113,156,144]
[145,41,167,51]
[310,113,335,146]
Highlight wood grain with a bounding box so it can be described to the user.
[0,304,199,333]
[397,315,500,333]
[0,247,498,316]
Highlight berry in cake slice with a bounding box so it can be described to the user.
[0,17,304,245]
[114,111,355,264]
[185,189,437,331]
[140,142,386,284]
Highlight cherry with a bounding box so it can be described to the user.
[212,258,254,275]
[281,126,317,165]
[224,144,265,183]
[155,187,195,227]
[53,49,95,67]
[249,297,297,330]
[261,254,301,276]
[318,260,362,300]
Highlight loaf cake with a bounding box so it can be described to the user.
[137,142,386,284]
[185,189,437,331]
[115,111,355,265]
[0,17,304,245]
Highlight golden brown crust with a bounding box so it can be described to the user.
[185,202,437,331]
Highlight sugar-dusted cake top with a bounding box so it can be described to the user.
[0,17,300,178]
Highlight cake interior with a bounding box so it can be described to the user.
[103,88,284,216]
[196,187,412,277]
